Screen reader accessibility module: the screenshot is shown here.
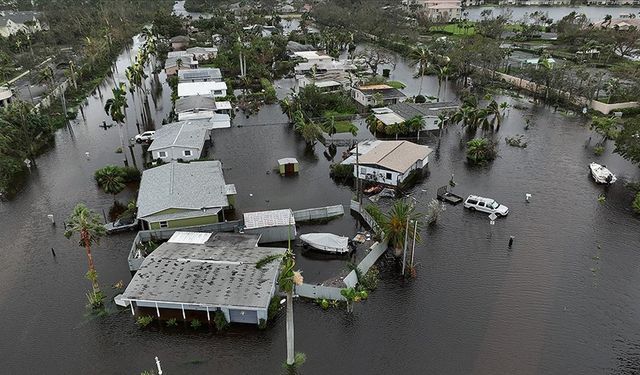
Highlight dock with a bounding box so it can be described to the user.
[436,185,463,205]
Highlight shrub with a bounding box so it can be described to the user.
[213,311,229,331]
[425,199,445,225]
[466,138,497,165]
[86,289,105,310]
[329,163,354,182]
[258,319,267,330]
[260,78,277,104]
[190,319,202,330]
[268,296,281,320]
[166,318,178,327]
[120,167,141,182]
[633,192,640,214]
[415,94,426,103]
[358,265,380,291]
[136,315,154,328]
[320,299,330,310]
[594,145,605,156]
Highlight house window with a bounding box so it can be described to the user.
[183,150,192,157]
[159,221,168,228]
[386,172,392,180]
[158,151,167,158]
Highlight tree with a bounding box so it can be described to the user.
[0,102,52,167]
[356,47,393,76]
[466,138,497,165]
[255,218,303,368]
[614,118,640,166]
[64,204,107,307]
[293,110,324,147]
[94,165,126,199]
[383,200,423,257]
[410,46,430,96]
[436,65,450,102]
[590,116,617,144]
[104,83,129,165]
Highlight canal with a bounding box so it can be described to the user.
[1,7,640,374]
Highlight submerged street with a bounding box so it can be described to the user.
[1,4,640,374]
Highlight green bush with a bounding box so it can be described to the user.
[213,310,229,331]
[190,319,202,330]
[166,318,178,327]
[633,192,640,214]
[260,78,277,104]
[136,315,154,328]
[268,296,280,320]
[329,163,354,182]
[594,145,605,156]
[258,319,268,330]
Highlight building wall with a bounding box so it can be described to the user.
[133,301,267,325]
[152,145,202,162]
[355,157,428,187]
[147,212,220,229]
[245,225,296,244]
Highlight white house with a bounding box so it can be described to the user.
[403,0,461,21]
[186,46,218,60]
[292,51,333,64]
[177,81,228,98]
[175,96,232,123]
[178,68,222,83]
[342,140,433,187]
[165,55,198,76]
[351,84,407,108]
[0,11,42,37]
[0,86,13,108]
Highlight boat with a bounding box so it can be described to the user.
[300,233,350,254]
[589,162,617,184]
[363,185,383,195]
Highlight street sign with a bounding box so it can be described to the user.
[488,213,498,221]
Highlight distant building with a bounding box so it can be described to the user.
[186,46,218,60]
[120,232,285,326]
[136,161,236,229]
[342,140,433,187]
[403,0,461,22]
[170,35,190,51]
[0,11,42,37]
[164,55,198,76]
[351,84,407,108]
[372,102,459,132]
[499,0,569,4]
[0,86,13,108]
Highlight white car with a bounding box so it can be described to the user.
[463,195,509,216]
[134,131,155,143]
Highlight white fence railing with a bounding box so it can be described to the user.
[293,204,344,222]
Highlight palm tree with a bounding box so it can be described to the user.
[383,200,423,257]
[436,65,449,102]
[64,204,107,305]
[410,46,431,96]
[39,66,69,126]
[94,165,126,200]
[366,114,380,137]
[466,138,496,165]
[485,99,502,131]
[325,116,337,138]
[436,112,448,138]
[104,83,130,165]
[255,217,303,367]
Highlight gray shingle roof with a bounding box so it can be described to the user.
[178,68,222,82]
[0,11,40,26]
[122,233,285,309]
[137,161,231,219]
[175,96,217,113]
[388,101,459,120]
[148,121,209,152]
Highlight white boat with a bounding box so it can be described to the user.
[299,233,350,254]
[589,162,617,184]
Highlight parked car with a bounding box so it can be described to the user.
[134,131,155,143]
[463,195,509,216]
[104,216,139,234]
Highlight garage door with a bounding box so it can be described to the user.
[228,309,258,324]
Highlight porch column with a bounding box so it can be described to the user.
[181,303,186,320]
[130,301,135,316]
[206,306,210,322]
[155,302,160,318]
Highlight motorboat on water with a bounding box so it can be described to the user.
[589,162,617,184]
[299,233,350,254]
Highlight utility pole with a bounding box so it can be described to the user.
[410,219,417,270]
[355,141,360,206]
[402,217,409,276]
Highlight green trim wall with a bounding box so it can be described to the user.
[148,213,220,229]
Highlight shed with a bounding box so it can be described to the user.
[278,158,299,176]
[243,209,296,243]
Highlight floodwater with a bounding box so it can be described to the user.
[1,12,640,375]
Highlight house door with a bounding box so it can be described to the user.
[285,163,295,175]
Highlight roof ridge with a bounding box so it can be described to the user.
[376,141,405,164]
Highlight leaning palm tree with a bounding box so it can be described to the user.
[256,218,304,368]
[104,83,129,165]
[94,165,125,200]
[410,46,431,96]
[383,200,423,257]
[64,204,107,307]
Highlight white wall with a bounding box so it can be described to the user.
[354,156,429,186]
[153,146,201,162]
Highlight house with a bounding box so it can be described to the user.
[170,35,190,51]
[147,121,215,162]
[0,11,42,37]
[136,161,236,230]
[292,51,333,64]
[243,25,279,38]
[294,59,357,75]
[599,18,640,31]
[177,81,228,98]
[243,209,296,243]
[120,232,285,325]
[178,68,223,83]
[164,55,197,76]
[175,96,233,122]
[0,86,13,108]
[351,84,407,108]
[372,102,459,132]
[186,46,218,60]
[342,140,433,187]
[403,0,461,21]
[286,41,316,55]
[280,4,296,13]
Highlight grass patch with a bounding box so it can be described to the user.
[323,109,357,119]
[430,23,476,35]
[386,80,406,89]
[333,120,357,133]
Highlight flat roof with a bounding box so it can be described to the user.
[293,51,332,60]
[358,140,433,173]
[277,157,298,165]
[122,233,285,309]
[178,81,227,97]
[374,112,405,126]
[244,209,295,230]
[168,231,213,244]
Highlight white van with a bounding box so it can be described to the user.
[463,195,509,216]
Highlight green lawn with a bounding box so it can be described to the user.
[430,23,476,36]
[322,120,358,134]
[323,110,357,119]
[386,80,406,89]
